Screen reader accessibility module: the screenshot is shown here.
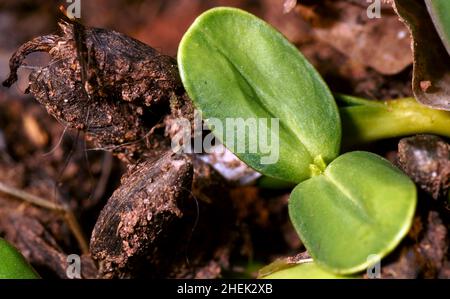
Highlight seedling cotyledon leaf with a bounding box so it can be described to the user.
[178,7,341,183]
[289,151,416,274]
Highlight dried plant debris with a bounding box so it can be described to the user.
[392,0,450,110]
[382,210,449,279]
[170,157,236,279]
[0,211,97,279]
[90,151,193,278]
[398,135,450,202]
[0,160,97,278]
[2,20,186,162]
[296,0,412,75]
[258,251,311,278]
[1,16,241,279]
[90,152,238,278]
[0,98,113,278]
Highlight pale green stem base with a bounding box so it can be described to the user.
[259,96,450,189]
[338,96,450,149]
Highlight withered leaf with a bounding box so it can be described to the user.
[297,1,412,75]
[2,20,184,161]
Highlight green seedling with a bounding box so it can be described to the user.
[289,151,415,273]
[178,7,418,276]
[0,238,40,279]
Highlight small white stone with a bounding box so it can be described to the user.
[397,31,407,39]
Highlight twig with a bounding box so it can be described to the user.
[0,181,89,254]
[0,182,64,212]
[92,152,113,202]
[63,211,90,254]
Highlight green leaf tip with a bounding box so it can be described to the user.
[0,238,40,279]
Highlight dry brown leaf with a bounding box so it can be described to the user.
[297,1,413,75]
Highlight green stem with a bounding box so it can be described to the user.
[259,95,450,189]
[338,95,450,149]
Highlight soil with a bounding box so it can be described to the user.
[0,0,448,279]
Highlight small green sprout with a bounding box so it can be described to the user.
[178,7,419,277]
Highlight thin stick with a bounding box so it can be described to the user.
[92,152,113,202]
[0,181,89,254]
[64,211,90,254]
[0,182,64,212]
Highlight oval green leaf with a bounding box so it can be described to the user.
[261,262,352,279]
[289,151,417,274]
[0,238,40,279]
[178,7,341,183]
